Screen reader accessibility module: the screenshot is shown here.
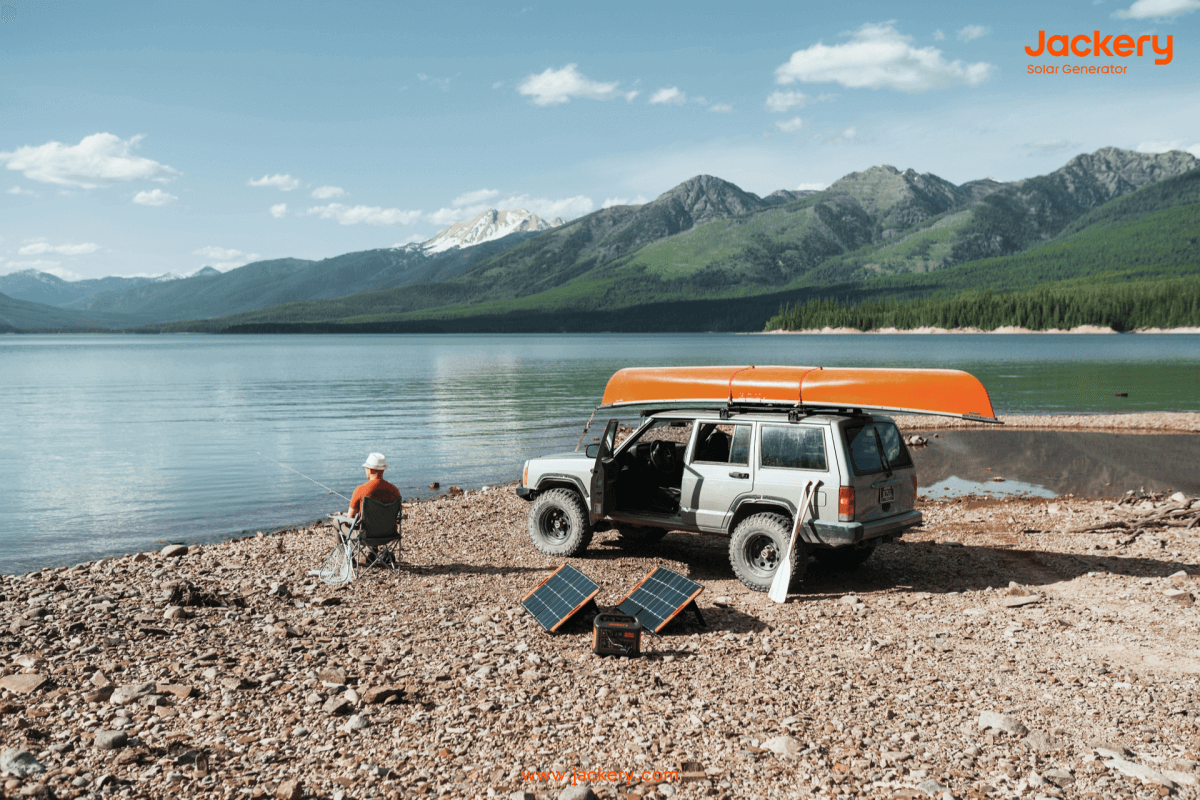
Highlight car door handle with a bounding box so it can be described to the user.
[729,471,749,479]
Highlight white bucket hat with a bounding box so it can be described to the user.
[362,452,388,471]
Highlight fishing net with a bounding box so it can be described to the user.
[316,541,354,585]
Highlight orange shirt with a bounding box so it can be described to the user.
[349,477,401,515]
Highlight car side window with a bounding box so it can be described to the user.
[693,423,751,465]
[760,426,827,471]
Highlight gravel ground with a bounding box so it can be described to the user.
[3,487,1200,800]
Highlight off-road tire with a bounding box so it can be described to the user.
[527,489,593,557]
[615,525,668,550]
[814,540,878,571]
[729,512,807,593]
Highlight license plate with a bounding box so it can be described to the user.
[879,485,895,502]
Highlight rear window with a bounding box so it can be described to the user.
[843,422,913,475]
[760,426,827,471]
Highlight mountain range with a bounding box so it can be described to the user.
[1,147,1197,332]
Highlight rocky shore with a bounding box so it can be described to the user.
[3,488,1200,800]
[893,413,1200,433]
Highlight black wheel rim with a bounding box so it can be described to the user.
[538,507,571,543]
[744,533,779,576]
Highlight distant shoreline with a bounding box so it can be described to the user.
[763,324,1200,334]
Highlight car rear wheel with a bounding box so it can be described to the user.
[814,540,878,570]
[527,489,593,556]
[729,512,807,593]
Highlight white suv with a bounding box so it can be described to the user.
[518,407,922,592]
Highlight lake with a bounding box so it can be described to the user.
[2,332,1198,573]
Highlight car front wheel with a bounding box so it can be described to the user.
[527,489,593,557]
[729,512,807,593]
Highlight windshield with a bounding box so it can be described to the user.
[843,422,912,475]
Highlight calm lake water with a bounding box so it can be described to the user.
[2,332,1198,573]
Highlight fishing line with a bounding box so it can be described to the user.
[257,453,350,502]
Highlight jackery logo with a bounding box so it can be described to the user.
[1025,30,1173,65]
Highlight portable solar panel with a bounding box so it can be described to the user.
[616,566,706,634]
[521,563,601,632]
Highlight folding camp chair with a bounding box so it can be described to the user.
[317,496,402,585]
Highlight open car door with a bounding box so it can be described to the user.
[589,418,620,520]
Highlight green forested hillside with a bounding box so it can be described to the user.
[765,274,1200,331]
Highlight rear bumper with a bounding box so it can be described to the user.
[806,510,922,547]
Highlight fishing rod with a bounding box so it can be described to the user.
[258,453,350,502]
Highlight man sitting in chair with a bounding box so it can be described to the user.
[335,452,400,560]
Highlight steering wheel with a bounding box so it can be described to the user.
[649,440,677,473]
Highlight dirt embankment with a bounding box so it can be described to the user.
[2,489,1200,799]
[894,412,1200,433]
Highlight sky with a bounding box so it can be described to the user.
[1,0,1197,281]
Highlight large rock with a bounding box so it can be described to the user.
[0,749,45,778]
[762,735,804,757]
[161,544,189,558]
[558,786,599,800]
[0,673,47,694]
[94,730,128,751]
[978,710,1027,736]
[276,779,303,800]
[110,682,157,706]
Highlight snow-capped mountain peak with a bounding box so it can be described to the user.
[422,209,560,254]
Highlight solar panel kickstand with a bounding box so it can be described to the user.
[685,600,707,628]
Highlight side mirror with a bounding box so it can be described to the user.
[585,444,601,458]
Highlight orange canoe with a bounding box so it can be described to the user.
[598,365,1000,423]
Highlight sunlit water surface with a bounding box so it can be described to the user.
[2,332,1197,572]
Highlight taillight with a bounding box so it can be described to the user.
[838,486,855,522]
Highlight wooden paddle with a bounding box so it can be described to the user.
[769,480,817,604]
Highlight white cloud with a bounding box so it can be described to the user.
[38,265,84,281]
[1115,0,1199,16]
[0,133,179,188]
[305,203,423,226]
[310,185,346,199]
[248,174,300,191]
[775,117,806,133]
[1025,139,1080,154]
[270,203,288,218]
[956,25,989,42]
[709,104,733,113]
[452,188,500,207]
[1135,139,1200,157]
[775,22,994,92]
[797,182,828,191]
[19,241,100,256]
[6,186,34,195]
[418,72,453,91]
[518,64,620,105]
[766,90,808,113]
[192,246,261,271]
[649,87,686,105]
[133,188,177,206]
[194,246,247,260]
[601,195,649,208]
[625,90,640,101]
[932,29,945,41]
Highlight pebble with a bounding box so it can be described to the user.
[558,786,599,800]
[761,735,803,756]
[0,749,45,778]
[93,730,128,751]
